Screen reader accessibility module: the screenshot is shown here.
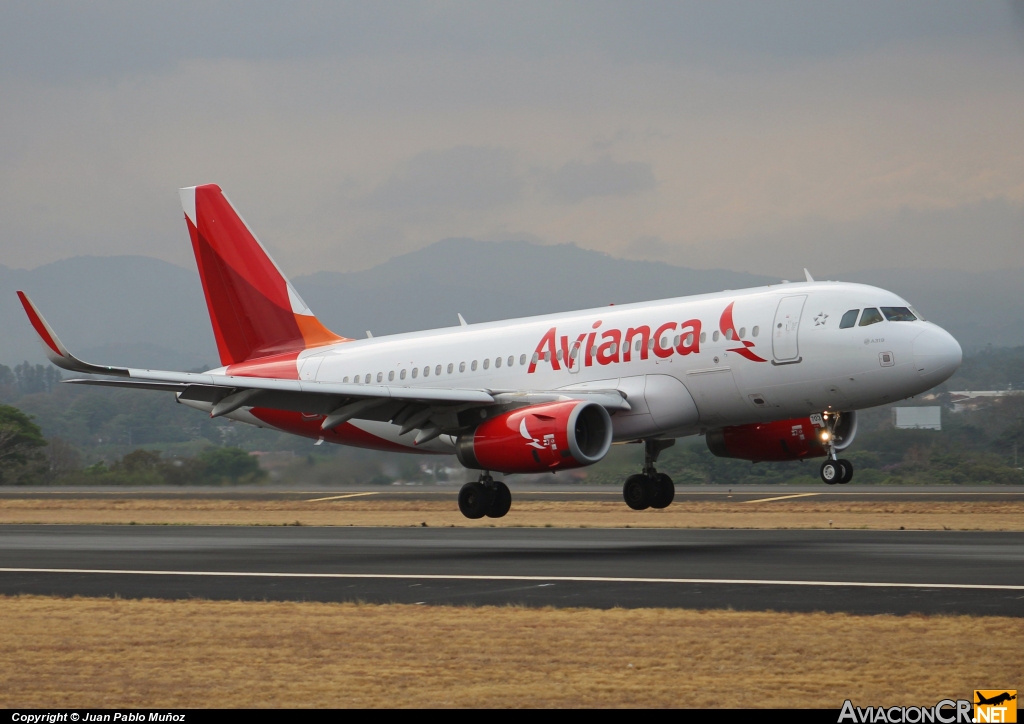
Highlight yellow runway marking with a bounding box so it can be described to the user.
[744,493,820,504]
[305,492,381,502]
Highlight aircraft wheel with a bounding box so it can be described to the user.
[837,459,854,484]
[649,473,675,509]
[458,482,491,519]
[820,460,841,485]
[485,481,512,518]
[623,474,651,510]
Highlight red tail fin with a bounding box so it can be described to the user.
[180,184,347,366]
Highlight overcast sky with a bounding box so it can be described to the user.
[1,1,1022,277]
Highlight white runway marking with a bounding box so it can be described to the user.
[305,492,380,502]
[744,493,820,504]
[1,567,1021,591]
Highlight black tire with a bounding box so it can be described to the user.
[458,482,491,519]
[485,481,512,518]
[820,460,841,485]
[837,459,854,484]
[623,474,651,510]
[649,473,675,509]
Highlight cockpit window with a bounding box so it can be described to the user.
[881,306,916,322]
[839,310,859,329]
[859,308,884,326]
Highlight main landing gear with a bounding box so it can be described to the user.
[819,411,854,485]
[623,439,676,511]
[458,473,512,519]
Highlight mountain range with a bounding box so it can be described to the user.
[1,238,1019,370]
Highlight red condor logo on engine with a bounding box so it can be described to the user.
[527,302,765,373]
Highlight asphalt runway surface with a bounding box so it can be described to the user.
[1,525,1022,615]
[2,483,1023,503]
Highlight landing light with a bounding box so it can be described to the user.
[820,431,831,441]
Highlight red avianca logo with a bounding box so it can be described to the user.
[528,301,765,373]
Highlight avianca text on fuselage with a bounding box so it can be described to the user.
[527,301,765,373]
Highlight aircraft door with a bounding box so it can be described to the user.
[299,355,325,381]
[567,339,582,374]
[772,295,807,363]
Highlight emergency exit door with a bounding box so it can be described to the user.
[772,295,806,362]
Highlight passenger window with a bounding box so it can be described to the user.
[881,307,917,322]
[712,331,720,342]
[447,363,453,374]
[700,332,707,343]
[839,310,859,329]
[483,359,490,370]
[495,357,502,368]
[423,366,430,377]
[400,369,407,380]
[435,365,442,376]
[739,327,746,339]
[364,374,371,384]
[556,349,563,361]
[472,360,478,371]
[376,372,383,383]
[751,326,758,337]
[859,308,884,326]
[459,362,466,372]
[388,371,394,382]
[519,354,526,366]
[343,376,349,383]
[634,340,641,352]
[508,356,514,367]
[412,368,418,379]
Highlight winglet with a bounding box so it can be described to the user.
[16,291,129,377]
[804,268,814,282]
[458,313,468,327]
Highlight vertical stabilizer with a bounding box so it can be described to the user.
[179,184,347,365]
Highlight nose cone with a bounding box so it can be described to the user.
[913,325,962,388]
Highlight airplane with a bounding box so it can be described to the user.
[16,184,963,519]
[976,693,1016,707]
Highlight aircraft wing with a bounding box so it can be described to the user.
[18,292,629,434]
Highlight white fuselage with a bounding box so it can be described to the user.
[211,281,962,453]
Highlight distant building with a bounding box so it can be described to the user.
[893,406,942,430]
[947,390,1023,413]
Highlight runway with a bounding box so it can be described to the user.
[1,525,1022,615]
[2,483,1023,503]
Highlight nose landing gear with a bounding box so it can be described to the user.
[623,439,676,510]
[819,412,853,484]
[458,473,512,519]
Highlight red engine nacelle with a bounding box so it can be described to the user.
[706,412,858,462]
[455,400,613,474]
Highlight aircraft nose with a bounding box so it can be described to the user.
[912,325,962,388]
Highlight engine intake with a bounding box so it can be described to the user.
[456,400,612,474]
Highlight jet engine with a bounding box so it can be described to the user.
[455,400,613,474]
[706,411,858,462]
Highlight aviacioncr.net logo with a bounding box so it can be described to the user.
[839,699,973,723]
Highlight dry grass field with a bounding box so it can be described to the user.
[0,595,1019,708]
[0,495,1022,530]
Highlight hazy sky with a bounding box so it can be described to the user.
[1,1,1022,277]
